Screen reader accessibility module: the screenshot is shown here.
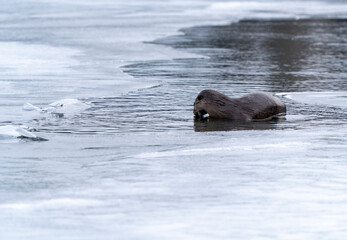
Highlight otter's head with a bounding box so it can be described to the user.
[193,89,230,119]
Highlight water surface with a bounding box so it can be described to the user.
[1,1,347,239]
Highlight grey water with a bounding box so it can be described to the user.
[1,1,347,239]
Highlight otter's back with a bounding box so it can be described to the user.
[238,92,286,120]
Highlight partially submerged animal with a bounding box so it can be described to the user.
[194,89,286,121]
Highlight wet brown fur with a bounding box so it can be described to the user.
[194,89,286,121]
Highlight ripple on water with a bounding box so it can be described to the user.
[19,19,347,135]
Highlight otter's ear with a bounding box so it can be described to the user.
[197,95,203,100]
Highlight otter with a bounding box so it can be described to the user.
[194,89,286,121]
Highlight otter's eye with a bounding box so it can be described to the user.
[197,95,203,100]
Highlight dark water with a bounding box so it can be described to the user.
[118,19,347,132]
[34,19,347,135]
[147,18,347,92]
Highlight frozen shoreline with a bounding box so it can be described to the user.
[1,1,347,102]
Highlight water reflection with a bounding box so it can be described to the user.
[260,19,347,90]
[260,19,312,88]
[194,118,285,132]
[149,19,347,93]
